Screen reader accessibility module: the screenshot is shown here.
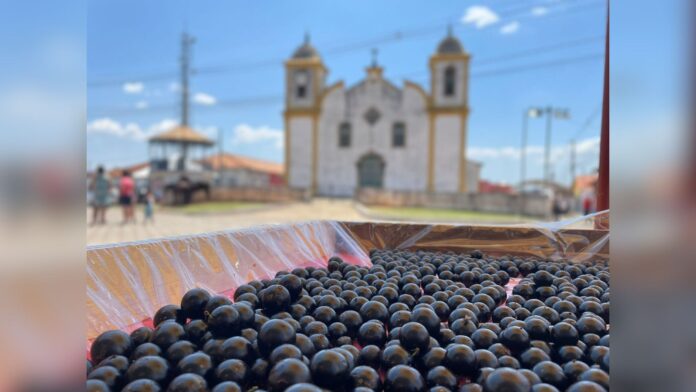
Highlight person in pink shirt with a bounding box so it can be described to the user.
[118,170,136,224]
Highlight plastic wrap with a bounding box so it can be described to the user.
[86,212,608,342]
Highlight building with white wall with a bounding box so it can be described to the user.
[285,30,480,197]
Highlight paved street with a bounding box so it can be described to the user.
[86,198,589,246]
[86,198,364,246]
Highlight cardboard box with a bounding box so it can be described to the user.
[87,219,608,341]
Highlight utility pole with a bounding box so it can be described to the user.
[520,107,543,215]
[218,127,224,187]
[570,139,576,188]
[542,106,570,186]
[543,106,553,185]
[520,108,543,189]
[520,111,529,193]
[180,32,195,127]
[178,32,195,170]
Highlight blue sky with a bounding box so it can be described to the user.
[87,0,608,186]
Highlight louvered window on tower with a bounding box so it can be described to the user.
[444,66,456,97]
[295,70,309,99]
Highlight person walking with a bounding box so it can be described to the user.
[551,193,570,221]
[582,188,596,216]
[90,166,110,225]
[143,190,155,224]
[118,170,136,224]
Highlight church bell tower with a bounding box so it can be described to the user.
[428,27,471,193]
[284,34,327,194]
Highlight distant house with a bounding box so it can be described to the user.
[478,180,514,194]
[572,173,598,197]
[573,173,598,214]
[107,162,150,181]
[200,153,285,188]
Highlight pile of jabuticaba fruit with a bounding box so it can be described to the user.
[87,249,609,392]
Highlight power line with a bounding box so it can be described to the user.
[498,0,605,18]
[475,35,604,65]
[195,32,604,82]
[403,52,603,82]
[90,94,283,116]
[571,104,602,140]
[470,53,603,78]
[87,0,604,87]
[89,52,603,116]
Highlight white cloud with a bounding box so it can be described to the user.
[122,82,144,94]
[468,137,599,162]
[461,6,500,29]
[198,125,219,139]
[500,21,520,35]
[168,82,180,92]
[469,145,542,160]
[86,117,177,141]
[230,124,283,149]
[148,119,178,135]
[575,136,601,154]
[86,118,142,139]
[531,6,549,16]
[193,92,217,106]
[135,100,148,109]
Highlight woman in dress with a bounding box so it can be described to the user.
[90,166,110,225]
[118,170,136,224]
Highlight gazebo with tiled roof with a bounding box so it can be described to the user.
[148,125,215,172]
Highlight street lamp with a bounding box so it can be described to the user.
[543,107,570,185]
[520,107,544,193]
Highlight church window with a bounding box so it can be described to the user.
[364,107,381,126]
[444,65,456,97]
[339,122,351,148]
[297,85,306,98]
[392,122,406,147]
[295,70,309,99]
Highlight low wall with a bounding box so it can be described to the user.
[356,188,551,218]
[211,186,307,203]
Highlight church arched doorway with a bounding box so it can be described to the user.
[357,153,385,189]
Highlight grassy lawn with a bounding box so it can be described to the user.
[164,201,266,214]
[365,205,534,223]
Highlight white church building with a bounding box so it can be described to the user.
[284,30,481,197]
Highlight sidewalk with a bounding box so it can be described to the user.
[86,198,364,246]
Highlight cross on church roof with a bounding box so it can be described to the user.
[371,48,378,67]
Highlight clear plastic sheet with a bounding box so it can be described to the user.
[86,212,609,342]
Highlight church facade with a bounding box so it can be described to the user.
[284,31,481,197]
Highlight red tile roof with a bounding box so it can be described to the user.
[201,153,284,175]
[107,162,149,179]
[573,174,598,195]
[149,125,214,145]
[479,180,514,194]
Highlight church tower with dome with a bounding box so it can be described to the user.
[284,29,479,197]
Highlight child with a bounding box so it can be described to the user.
[143,190,155,224]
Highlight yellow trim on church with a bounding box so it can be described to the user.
[283,114,290,181]
[319,81,344,104]
[284,56,326,195]
[404,80,431,106]
[427,51,471,194]
[310,112,320,194]
[459,112,468,193]
[427,113,435,192]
